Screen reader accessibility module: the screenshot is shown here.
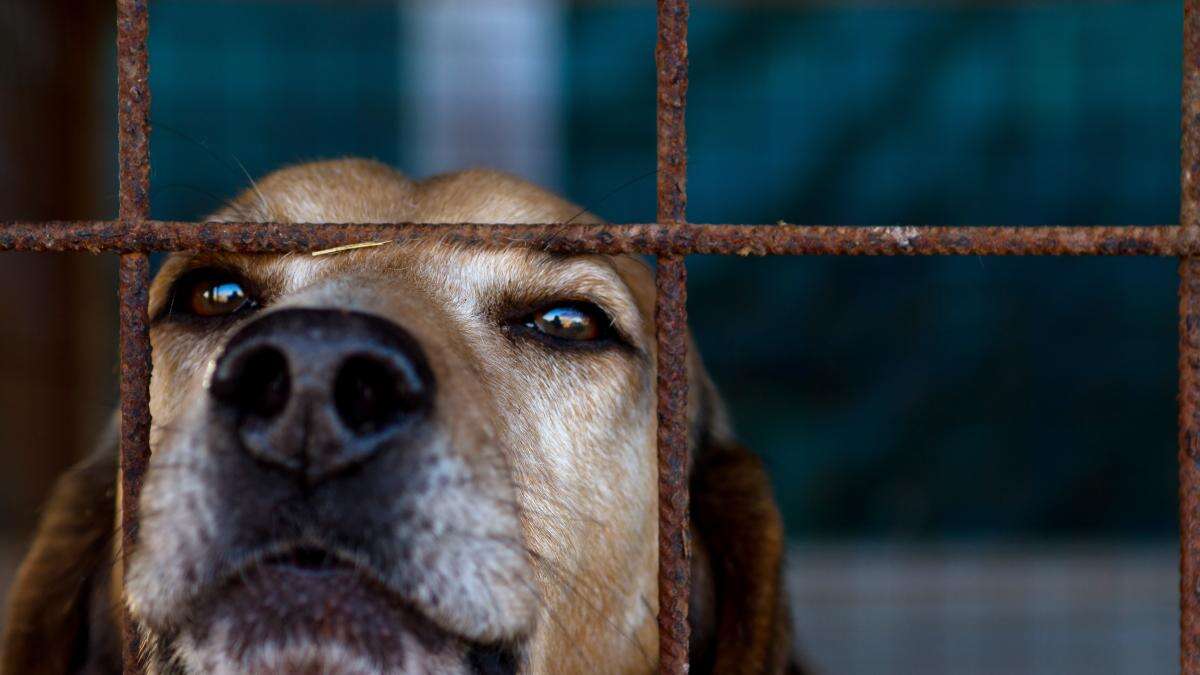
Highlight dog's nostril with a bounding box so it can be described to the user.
[210,309,435,482]
[218,346,291,419]
[333,355,418,435]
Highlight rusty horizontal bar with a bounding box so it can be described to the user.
[0,221,1193,257]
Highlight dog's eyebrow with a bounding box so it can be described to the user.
[492,253,647,346]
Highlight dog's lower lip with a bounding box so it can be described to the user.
[185,560,524,673]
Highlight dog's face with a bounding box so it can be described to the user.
[3,159,794,675]
[127,161,660,673]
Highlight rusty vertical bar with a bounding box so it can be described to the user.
[118,0,150,224]
[117,0,151,672]
[1184,262,1200,674]
[1184,2,1200,673]
[656,0,688,225]
[118,254,151,673]
[656,0,690,672]
[655,256,689,673]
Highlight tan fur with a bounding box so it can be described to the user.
[2,159,798,674]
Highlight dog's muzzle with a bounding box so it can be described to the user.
[127,307,533,673]
[209,308,435,485]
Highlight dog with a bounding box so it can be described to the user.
[1,159,797,674]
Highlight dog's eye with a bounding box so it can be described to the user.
[171,270,257,318]
[524,303,608,342]
[192,281,248,316]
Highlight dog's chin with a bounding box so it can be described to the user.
[170,561,518,675]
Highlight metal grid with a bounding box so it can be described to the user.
[0,0,1198,672]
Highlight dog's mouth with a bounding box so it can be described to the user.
[259,545,351,575]
[177,543,520,674]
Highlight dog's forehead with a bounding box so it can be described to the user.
[212,159,599,228]
[153,159,656,319]
[272,242,646,309]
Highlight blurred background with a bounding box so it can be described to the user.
[0,0,1183,672]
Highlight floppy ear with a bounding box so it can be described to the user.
[687,365,805,675]
[1,430,121,674]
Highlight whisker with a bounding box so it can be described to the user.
[562,168,657,226]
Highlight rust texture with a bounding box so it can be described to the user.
[656,0,688,225]
[0,221,1193,256]
[117,0,150,224]
[118,253,151,675]
[1187,0,1200,238]
[656,0,691,671]
[117,1,151,671]
[1187,3,1200,673]
[1184,261,1200,675]
[655,256,690,674]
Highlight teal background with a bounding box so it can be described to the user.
[147,1,1182,540]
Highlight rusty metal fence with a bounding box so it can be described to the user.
[2,0,1200,673]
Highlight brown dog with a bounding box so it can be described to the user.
[1,159,796,674]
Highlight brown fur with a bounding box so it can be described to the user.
[2,436,119,674]
[2,160,798,674]
[690,441,794,674]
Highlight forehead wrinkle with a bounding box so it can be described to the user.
[265,252,341,297]
[301,242,478,320]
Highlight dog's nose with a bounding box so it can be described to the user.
[209,308,434,484]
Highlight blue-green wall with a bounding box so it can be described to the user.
[148,1,1183,539]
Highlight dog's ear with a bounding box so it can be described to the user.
[686,360,804,674]
[2,430,121,674]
